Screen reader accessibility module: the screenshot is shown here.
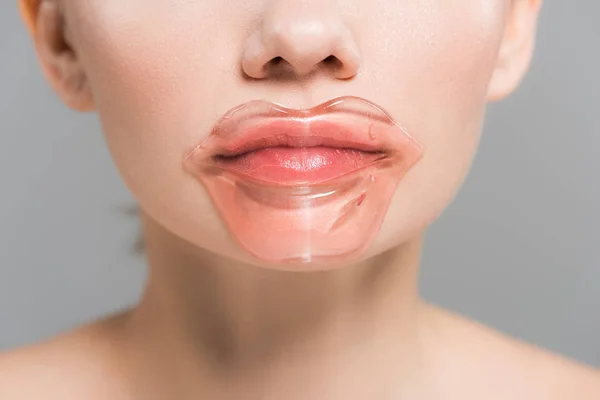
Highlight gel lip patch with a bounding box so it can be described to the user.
[184,96,424,264]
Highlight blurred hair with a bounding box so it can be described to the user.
[120,204,146,255]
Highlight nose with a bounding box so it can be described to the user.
[241,1,361,80]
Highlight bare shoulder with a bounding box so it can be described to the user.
[422,302,600,399]
[0,312,130,400]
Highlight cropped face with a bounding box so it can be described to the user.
[23,0,541,269]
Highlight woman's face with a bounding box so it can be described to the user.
[30,0,539,269]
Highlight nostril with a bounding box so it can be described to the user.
[264,56,294,76]
[323,55,337,64]
[257,54,350,79]
[269,56,284,65]
[269,55,339,68]
[323,55,342,68]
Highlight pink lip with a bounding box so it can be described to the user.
[210,119,389,185]
[184,96,416,186]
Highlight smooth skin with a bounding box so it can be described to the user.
[2,0,600,399]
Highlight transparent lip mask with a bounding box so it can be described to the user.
[183,96,424,264]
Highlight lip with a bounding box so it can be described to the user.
[184,96,418,186]
[182,95,425,263]
[209,119,390,185]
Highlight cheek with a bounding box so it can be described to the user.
[70,1,237,158]
[69,2,252,254]
[358,1,509,251]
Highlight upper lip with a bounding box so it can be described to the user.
[184,95,420,164]
[212,119,387,158]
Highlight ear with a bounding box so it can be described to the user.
[487,0,543,102]
[19,0,95,111]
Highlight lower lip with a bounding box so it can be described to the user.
[212,146,386,185]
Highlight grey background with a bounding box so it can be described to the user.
[1,2,598,367]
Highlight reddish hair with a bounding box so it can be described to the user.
[19,0,40,34]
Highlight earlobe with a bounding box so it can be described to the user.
[487,0,543,102]
[21,0,95,112]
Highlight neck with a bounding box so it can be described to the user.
[121,211,430,399]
